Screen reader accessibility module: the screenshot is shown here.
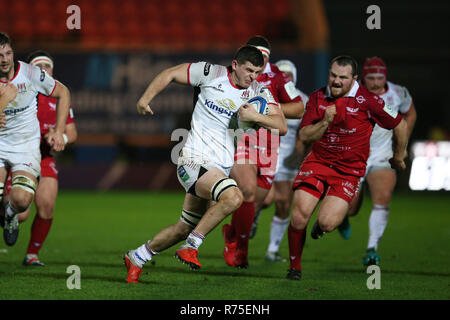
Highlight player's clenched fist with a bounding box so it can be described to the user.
[324,105,337,124]
[136,98,154,115]
[238,103,258,123]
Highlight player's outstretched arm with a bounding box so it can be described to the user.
[49,80,71,151]
[389,118,408,170]
[137,63,190,115]
[299,105,336,144]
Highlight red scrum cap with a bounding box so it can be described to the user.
[363,57,387,78]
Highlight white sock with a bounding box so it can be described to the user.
[267,216,290,253]
[133,242,156,268]
[367,204,390,250]
[5,202,19,218]
[185,231,205,249]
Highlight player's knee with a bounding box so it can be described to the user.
[290,206,308,229]
[36,200,55,219]
[10,175,36,212]
[238,183,256,202]
[317,217,337,233]
[10,192,32,213]
[219,187,243,213]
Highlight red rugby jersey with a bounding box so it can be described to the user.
[37,94,75,157]
[255,63,302,150]
[300,81,402,177]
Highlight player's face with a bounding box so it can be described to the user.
[328,62,357,98]
[0,44,14,77]
[34,62,53,77]
[232,60,263,88]
[364,74,386,95]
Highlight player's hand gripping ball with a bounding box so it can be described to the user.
[238,96,270,131]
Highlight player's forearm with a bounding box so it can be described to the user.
[392,119,408,159]
[64,123,77,144]
[139,64,188,105]
[403,105,417,139]
[299,120,329,144]
[280,101,304,119]
[54,83,70,133]
[255,109,287,135]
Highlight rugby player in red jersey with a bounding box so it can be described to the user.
[286,56,408,280]
[1,50,77,265]
[222,36,304,268]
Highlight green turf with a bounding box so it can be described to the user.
[0,191,449,300]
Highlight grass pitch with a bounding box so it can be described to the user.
[0,191,449,301]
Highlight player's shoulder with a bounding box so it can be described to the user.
[387,81,410,99]
[309,86,327,100]
[356,84,384,104]
[270,63,291,81]
[192,61,226,77]
[18,60,47,82]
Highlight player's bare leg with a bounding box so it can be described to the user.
[176,168,243,269]
[124,193,207,282]
[313,196,350,238]
[364,169,396,266]
[22,177,58,266]
[265,180,293,261]
[3,170,37,246]
[337,183,365,240]
[287,189,319,280]
[250,180,273,239]
[224,163,257,267]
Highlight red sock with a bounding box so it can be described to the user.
[26,215,53,255]
[231,201,255,251]
[288,224,306,270]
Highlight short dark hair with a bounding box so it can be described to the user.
[246,36,271,51]
[0,32,12,48]
[330,55,358,76]
[26,50,54,64]
[233,45,264,67]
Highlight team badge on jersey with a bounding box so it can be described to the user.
[177,166,190,182]
[383,103,398,118]
[17,83,26,93]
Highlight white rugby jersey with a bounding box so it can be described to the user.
[184,61,276,168]
[0,61,56,152]
[369,81,412,156]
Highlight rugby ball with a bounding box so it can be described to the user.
[238,96,270,131]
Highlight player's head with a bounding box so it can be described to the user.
[246,35,271,70]
[0,32,14,77]
[328,55,358,98]
[27,50,54,76]
[362,56,387,95]
[276,59,298,85]
[231,45,264,88]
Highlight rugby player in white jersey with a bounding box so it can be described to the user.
[339,57,417,266]
[254,60,310,262]
[123,45,287,283]
[0,32,70,246]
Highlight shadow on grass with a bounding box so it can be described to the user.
[2,269,161,285]
[334,267,450,278]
